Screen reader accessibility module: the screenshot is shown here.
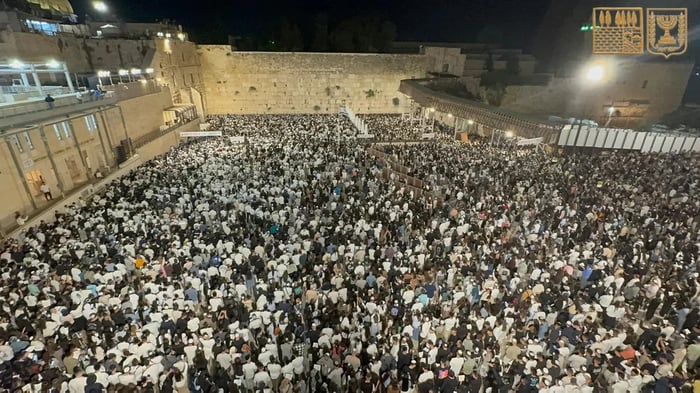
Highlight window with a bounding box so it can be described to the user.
[10,135,23,153]
[61,122,71,139]
[24,19,59,36]
[84,115,98,132]
[53,124,62,140]
[190,73,195,84]
[23,132,34,150]
[442,63,449,73]
[642,80,648,89]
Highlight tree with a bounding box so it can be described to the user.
[329,14,397,53]
[311,13,330,52]
[329,21,355,52]
[374,20,397,52]
[279,18,304,51]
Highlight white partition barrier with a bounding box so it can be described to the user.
[517,137,544,146]
[559,125,700,153]
[340,106,370,135]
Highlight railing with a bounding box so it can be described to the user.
[103,81,162,101]
[131,117,199,149]
[0,94,117,130]
[399,79,562,144]
[0,85,74,103]
[367,147,443,205]
[559,125,700,153]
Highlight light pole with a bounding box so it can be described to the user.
[571,61,609,147]
[604,106,615,127]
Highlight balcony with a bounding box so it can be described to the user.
[0,92,117,131]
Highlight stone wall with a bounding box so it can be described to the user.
[498,62,694,125]
[0,31,156,73]
[198,46,433,114]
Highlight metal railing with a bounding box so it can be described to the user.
[0,85,74,103]
[399,79,562,144]
[103,81,162,101]
[131,117,199,149]
[0,94,117,130]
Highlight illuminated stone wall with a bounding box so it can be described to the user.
[198,46,433,114]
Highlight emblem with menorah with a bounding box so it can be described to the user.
[590,7,687,59]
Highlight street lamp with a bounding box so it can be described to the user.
[93,1,108,13]
[118,69,128,83]
[604,106,616,127]
[585,65,604,82]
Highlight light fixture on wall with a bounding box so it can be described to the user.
[46,59,61,68]
[467,119,474,125]
[9,59,25,69]
[145,68,154,74]
[177,33,186,41]
[92,1,108,13]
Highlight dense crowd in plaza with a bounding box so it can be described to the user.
[0,113,698,393]
[358,115,432,141]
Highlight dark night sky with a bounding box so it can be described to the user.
[70,0,552,46]
[69,0,700,102]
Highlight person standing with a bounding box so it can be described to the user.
[40,182,52,200]
[45,94,55,109]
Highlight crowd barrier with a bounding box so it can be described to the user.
[558,125,700,153]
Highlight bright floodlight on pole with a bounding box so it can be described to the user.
[467,119,474,125]
[585,64,605,82]
[93,1,108,13]
[505,130,514,138]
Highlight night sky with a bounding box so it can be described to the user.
[70,0,552,47]
[69,0,700,102]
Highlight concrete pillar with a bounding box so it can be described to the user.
[67,119,90,180]
[20,73,30,87]
[95,110,114,168]
[4,137,37,210]
[116,105,131,157]
[38,125,64,195]
[64,69,75,92]
[31,73,43,95]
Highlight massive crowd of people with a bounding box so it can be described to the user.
[0,113,698,393]
[358,115,433,141]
